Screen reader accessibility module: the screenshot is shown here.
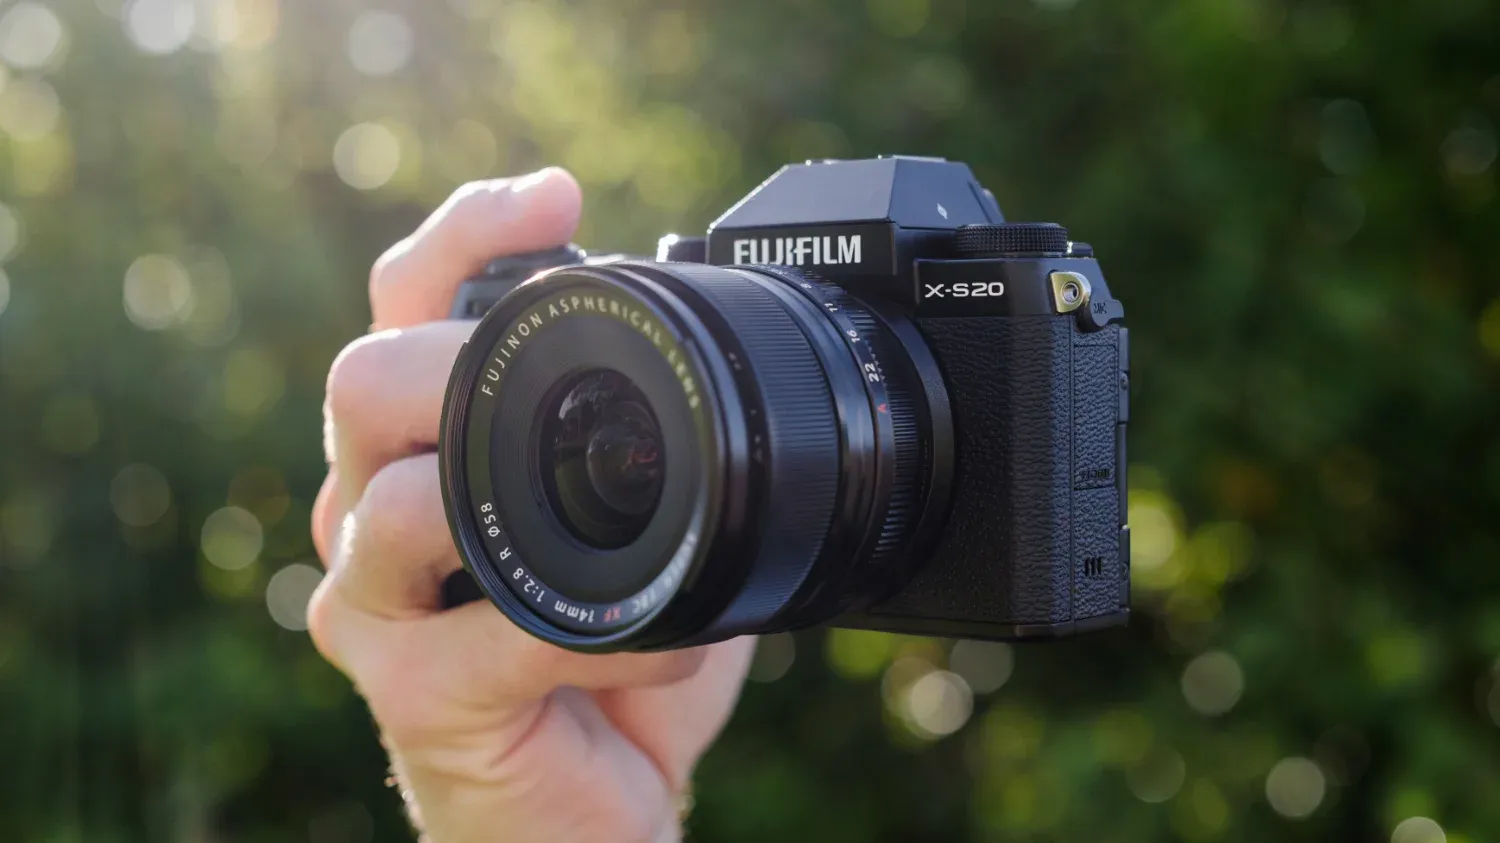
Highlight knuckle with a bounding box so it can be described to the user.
[447,178,503,215]
[351,457,431,552]
[368,238,413,302]
[325,332,398,431]
[441,179,521,242]
[305,577,346,666]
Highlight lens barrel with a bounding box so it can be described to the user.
[439,260,951,652]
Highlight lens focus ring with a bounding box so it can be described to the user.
[741,268,928,614]
[646,263,843,633]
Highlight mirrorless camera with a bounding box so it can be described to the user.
[438,156,1130,652]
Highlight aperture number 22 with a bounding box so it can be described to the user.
[843,329,883,383]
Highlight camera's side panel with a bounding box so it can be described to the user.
[841,312,1128,639]
[860,315,1076,630]
[1070,324,1128,626]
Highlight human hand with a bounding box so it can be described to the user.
[309,168,754,843]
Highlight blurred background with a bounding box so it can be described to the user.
[1,0,1498,840]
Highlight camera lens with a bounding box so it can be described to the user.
[538,369,666,549]
[440,261,953,652]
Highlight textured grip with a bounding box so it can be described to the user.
[660,264,842,634]
[862,316,1127,632]
[872,316,1076,626]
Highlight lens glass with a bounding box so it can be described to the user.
[537,368,666,549]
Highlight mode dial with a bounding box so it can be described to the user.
[954,223,1070,257]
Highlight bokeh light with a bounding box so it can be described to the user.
[179,245,241,346]
[903,670,973,738]
[1129,491,1181,571]
[0,202,24,262]
[866,0,930,38]
[825,628,899,680]
[201,506,263,570]
[1304,178,1366,243]
[215,105,278,168]
[1127,748,1186,803]
[348,11,413,77]
[222,346,285,418]
[190,0,243,50]
[1180,650,1245,716]
[333,122,401,190]
[0,77,61,141]
[0,269,10,318]
[882,654,937,713]
[123,254,194,330]
[748,633,795,683]
[0,2,67,71]
[1265,756,1326,819]
[228,466,290,526]
[125,0,194,55]
[1392,816,1447,843]
[434,118,501,185]
[266,563,323,631]
[110,464,173,527]
[948,640,1014,694]
[1477,299,1500,359]
[1441,121,1497,177]
[1318,98,1375,175]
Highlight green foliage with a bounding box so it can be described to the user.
[1,0,1498,840]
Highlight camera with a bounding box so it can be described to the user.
[438,156,1129,653]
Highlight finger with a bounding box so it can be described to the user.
[311,595,710,742]
[324,320,472,509]
[312,472,340,566]
[330,454,458,619]
[595,636,755,790]
[425,603,709,702]
[369,168,583,330]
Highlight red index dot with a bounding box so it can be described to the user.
[877,403,888,414]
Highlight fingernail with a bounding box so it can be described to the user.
[509,167,558,194]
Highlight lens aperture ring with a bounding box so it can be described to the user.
[836,301,922,576]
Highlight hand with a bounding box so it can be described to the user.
[309,168,754,843]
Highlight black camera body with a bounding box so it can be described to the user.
[442,156,1129,650]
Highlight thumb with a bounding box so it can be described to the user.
[369,167,583,330]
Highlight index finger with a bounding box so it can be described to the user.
[369,167,583,330]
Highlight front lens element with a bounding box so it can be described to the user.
[538,368,666,549]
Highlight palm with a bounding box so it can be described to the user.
[378,632,753,843]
